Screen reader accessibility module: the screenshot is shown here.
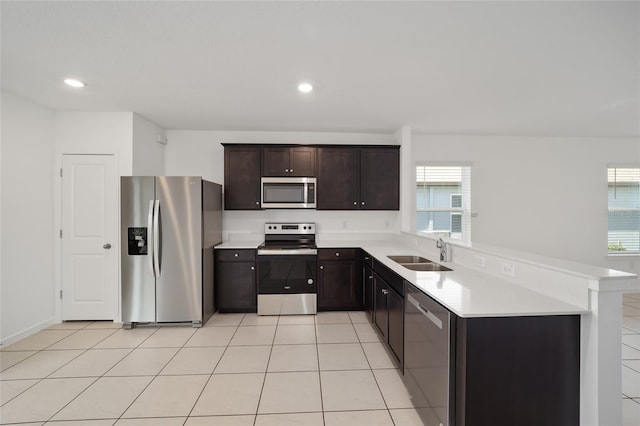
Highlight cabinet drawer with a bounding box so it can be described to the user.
[373,258,403,295]
[361,250,374,268]
[216,249,256,262]
[318,248,358,261]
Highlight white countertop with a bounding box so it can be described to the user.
[215,237,589,318]
[216,241,262,249]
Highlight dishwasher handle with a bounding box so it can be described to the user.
[407,294,443,329]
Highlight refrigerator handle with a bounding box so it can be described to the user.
[153,199,161,277]
[147,200,156,278]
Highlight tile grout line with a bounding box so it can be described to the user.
[352,312,397,425]
[313,313,326,426]
[0,326,119,413]
[184,314,245,425]
[45,325,164,423]
[250,314,278,425]
[88,325,178,424]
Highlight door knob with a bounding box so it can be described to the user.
[320,265,324,270]
[103,243,112,249]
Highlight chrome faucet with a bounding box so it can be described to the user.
[436,238,448,262]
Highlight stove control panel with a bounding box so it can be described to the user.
[264,222,315,235]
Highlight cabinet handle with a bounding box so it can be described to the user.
[335,252,340,257]
[381,289,389,295]
[320,265,324,270]
[290,169,293,173]
[256,201,260,205]
[364,257,370,260]
[361,201,365,205]
[368,276,373,279]
[250,266,255,270]
[234,253,239,257]
[353,201,357,205]
[284,286,291,290]
[285,169,289,173]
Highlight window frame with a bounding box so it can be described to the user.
[415,164,471,242]
[607,165,640,256]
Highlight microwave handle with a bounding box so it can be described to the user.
[304,183,308,204]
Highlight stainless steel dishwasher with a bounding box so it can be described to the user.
[404,282,454,426]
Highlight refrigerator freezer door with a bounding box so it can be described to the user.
[155,176,203,323]
[121,176,156,323]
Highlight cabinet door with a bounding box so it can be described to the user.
[262,147,290,177]
[216,261,257,312]
[224,146,262,210]
[374,275,388,339]
[363,264,374,320]
[318,259,359,310]
[289,147,316,177]
[317,147,359,209]
[360,147,399,210]
[387,287,404,367]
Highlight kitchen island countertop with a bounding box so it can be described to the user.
[215,237,589,318]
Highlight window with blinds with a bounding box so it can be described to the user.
[608,167,640,254]
[416,165,471,242]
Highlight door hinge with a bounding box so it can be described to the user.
[59,229,62,238]
[60,168,63,177]
[59,290,63,299]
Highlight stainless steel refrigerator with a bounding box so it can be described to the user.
[121,176,222,328]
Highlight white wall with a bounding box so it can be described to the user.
[1,92,55,344]
[132,113,165,175]
[165,130,401,239]
[412,134,640,274]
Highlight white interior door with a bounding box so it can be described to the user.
[62,154,117,320]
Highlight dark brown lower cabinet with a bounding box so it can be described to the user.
[455,315,580,426]
[403,281,580,426]
[387,286,404,367]
[373,272,403,367]
[318,249,362,311]
[374,275,389,340]
[215,249,257,313]
[363,264,374,320]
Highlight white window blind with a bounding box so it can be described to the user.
[608,167,640,254]
[416,165,471,242]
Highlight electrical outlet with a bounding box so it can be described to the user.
[501,262,516,277]
[474,255,486,268]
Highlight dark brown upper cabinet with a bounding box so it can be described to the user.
[360,147,400,210]
[317,147,360,210]
[262,146,316,177]
[224,145,262,210]
[317,146,399,210]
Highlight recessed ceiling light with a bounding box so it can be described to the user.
[64,78,85,88]
[298,82,313,93]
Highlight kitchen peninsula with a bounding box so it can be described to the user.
[217,231,638,426]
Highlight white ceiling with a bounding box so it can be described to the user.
[1,1,638,137]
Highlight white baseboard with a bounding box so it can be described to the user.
[0,317,56,348]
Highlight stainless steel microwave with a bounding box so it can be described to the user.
[261,177,316,209]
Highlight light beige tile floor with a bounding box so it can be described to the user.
[0,301,638,425]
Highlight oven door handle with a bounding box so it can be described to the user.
[257,248,318,255]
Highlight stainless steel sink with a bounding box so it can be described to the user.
[401,263,452,272]
[388,255,431,263]
[388,255,452,272]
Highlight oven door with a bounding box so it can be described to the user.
[257,254,317,294]
[257,254,317,315]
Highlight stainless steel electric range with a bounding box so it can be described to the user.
[256,223,317,315]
